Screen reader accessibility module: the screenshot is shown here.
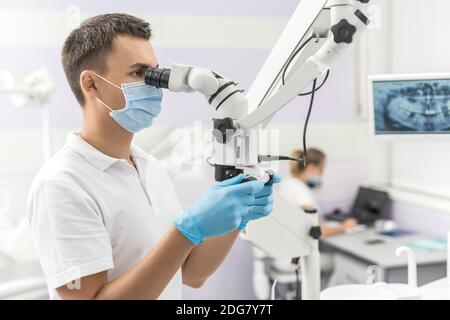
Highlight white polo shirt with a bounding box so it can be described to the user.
[28,133,183,300]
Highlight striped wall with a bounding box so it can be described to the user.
[0,0,369,299]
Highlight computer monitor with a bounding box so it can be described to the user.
[350,187,391,225]
[368,73,450,140]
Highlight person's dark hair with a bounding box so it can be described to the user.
[62,13,152,106]
[290,148,326,176]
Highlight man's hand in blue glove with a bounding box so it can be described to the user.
[239,174,281,230]
[173,174,279,245]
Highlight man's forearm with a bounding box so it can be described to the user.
[182,230,240,287]
[320,224,345,237]
[94,227,195,299]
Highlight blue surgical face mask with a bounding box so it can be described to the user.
[94,73,163,133]
[306,176,322,189]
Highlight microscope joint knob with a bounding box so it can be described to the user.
[331,19,357,44]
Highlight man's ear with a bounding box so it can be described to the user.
[80,70,99,99]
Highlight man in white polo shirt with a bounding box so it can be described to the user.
[27,13,279,300]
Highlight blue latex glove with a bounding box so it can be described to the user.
[174,174,265,245]
[239,174,281,230]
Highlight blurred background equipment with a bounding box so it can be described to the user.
[0,68,53,299]
[326,186,391,226]
[0,68,54,160]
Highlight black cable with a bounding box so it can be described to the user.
[291,257,301,300]
[302,79,317,167]
[259,35,330,166]
[281,35,330,97]
[258,79,321,166]
[299,70,330,96]
[282,35,315,86]
[281,36,329,167]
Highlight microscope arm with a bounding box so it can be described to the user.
[238,1,369,129]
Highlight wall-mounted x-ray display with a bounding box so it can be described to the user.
[369,74,450,139]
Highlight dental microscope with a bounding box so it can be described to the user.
[144,0,371,299]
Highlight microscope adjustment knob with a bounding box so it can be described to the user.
[331,19,357,44]
[309,226,322,240]
[213,118,236,144]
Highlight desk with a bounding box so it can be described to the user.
[321,229,447,286]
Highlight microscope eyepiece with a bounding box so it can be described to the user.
[145,67,171,89]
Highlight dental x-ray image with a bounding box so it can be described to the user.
[373,79,450,134]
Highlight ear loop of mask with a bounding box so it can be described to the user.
[93,72,125,113]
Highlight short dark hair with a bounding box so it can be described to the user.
[62,13,152,106]
[290,148,326,176]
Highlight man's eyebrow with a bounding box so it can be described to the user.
[129,63,153,69]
